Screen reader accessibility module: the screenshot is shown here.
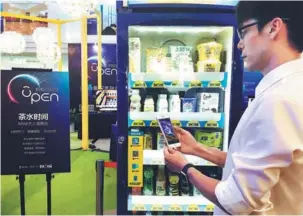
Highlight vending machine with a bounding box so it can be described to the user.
[116,1,243,215]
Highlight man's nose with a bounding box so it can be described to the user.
[237,39,244,50]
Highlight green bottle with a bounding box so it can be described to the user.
[143,166,154,195]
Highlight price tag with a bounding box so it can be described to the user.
[187,121,201,128]
[190,80,202,87]
[169,205,182,212]
[133,204,146,211]
[187,204,200,212]
[151,158,163,165]
[149,120,159,127]
[131,120,146,127]
[205,204,214,212]
[205,121,219,128]
[151,204,164,211]
[133,81,147,88]
[208,81,222,88]
[172,80,182,86]
[152,81,165,88]
[172,120,182,127]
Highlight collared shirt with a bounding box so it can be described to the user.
[214,58,303,215]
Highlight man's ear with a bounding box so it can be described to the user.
[268,17,284,39]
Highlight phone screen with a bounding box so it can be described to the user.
[158,118,179,145]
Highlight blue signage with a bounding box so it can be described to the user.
[1,70,70,175]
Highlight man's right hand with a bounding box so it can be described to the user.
[174,127,200,156]
[174,127,227,168]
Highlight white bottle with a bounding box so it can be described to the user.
[157,94,168,113]
[169,94,181,112]
[144,96,154,112]
[130,89,141,112]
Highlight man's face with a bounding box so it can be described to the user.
[237,19,272,71]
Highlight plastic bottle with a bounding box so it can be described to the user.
[144,129,153,150]
[179,174,190,196]
[130,89,141,112]
[157,94,168,113]
[143,166,154,195]
[156,166,166,196]
[169,94,181,112]
[168,172,179,196]
[144,96,155,112]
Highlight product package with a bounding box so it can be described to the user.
[197,92,220,113]
[146,48,167,73]
[197,41,223,61]
[196,59,222,72]
[195,130,222,149]
[169,46,193,73]
[181,98,197,112]
[157,132,166,150]
[129,37,141,73]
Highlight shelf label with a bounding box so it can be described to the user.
[151,204,164,211]
[149,120,159,127]
[205,121,219,128]
[131,120,146,127]
[208,81,222,88]
[152,81,165,88]
[187,121,201,128]
[169,205,182,212]
[187,204,200,212]
[190,80,202,87]
[133,81,147,88]
[205,204,215,212]
[128,130,144,187]
[151,158,163,165]
[172,120,182,127]
[171,80,182,86]
[133,204,146,211]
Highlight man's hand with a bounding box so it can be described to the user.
[164,147,189,173]
[174,127,200,156]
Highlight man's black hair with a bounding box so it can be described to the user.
[236,1,303,52]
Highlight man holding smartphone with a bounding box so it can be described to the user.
[164,1,303,215]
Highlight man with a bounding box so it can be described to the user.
[164,1,303,215]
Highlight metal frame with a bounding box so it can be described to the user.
[0,11,103,150]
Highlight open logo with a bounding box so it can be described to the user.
[7,74,59,104]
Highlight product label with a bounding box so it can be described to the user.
[128,130,144,187]
[197,93,219,113]
[131,120,146,127]
[208,81,222,88]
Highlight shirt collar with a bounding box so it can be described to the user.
[255,58,303,97]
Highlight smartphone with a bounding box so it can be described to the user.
[157,116,181,149]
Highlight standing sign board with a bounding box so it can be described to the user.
[1,70,70,175]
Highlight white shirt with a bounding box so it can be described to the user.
[214,58,303,215]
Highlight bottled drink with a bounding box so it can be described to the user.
[130,89,141,112]
[169,94,181,112]
[168,172,179,196]
[143,166,154,195]
[179,174,190,196]
[157,94,168,113]
[144,96,155,112]
[144,130,153,150]
[156,166,166,196]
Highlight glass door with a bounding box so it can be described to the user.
[126,25,234,215]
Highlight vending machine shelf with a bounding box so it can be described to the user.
[129,72,228,89]
[143,150,216,166]
[128,112,224,128]
[128,195,215,212]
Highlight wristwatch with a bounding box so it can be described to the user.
[181,163,195,177]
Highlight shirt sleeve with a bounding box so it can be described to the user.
[215,95,303,215]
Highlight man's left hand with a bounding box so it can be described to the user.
[164,147,189,173]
